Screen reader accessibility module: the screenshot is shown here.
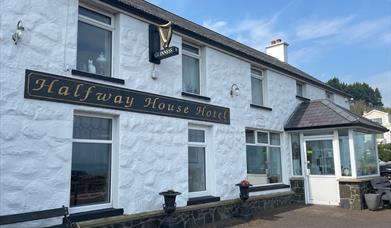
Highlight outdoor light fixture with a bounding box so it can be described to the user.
[230,84,240,96]
[12,20,24,45]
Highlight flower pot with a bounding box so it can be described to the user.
[159,190,181,214]
[236,184,253,201]
[364,193,380,211]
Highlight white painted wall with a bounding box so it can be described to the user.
[363,110,391,144]
[0,0,350,226]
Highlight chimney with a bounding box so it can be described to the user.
[266,39,289,63]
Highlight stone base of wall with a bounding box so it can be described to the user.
[78,191,302,228]
[290,177,305,203]
[338,178,373,210]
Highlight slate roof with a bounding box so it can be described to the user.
[103,0,351,98]
[284,100,388,132]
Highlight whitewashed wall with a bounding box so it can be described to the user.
[0,0,349,226]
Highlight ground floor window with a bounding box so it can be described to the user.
[188,128,207,193]
[305,139,334,175]
[353,131,378,176]
[71,115,112,207]
[291,133,302,176]
[245,129,282,186]
[338,130,352,176]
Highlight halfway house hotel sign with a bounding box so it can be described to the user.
[24,70,230,124]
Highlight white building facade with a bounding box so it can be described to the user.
[363,110,391,144]
[0,0,387,227]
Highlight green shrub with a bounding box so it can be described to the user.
[378,143,391,162]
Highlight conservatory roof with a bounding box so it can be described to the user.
[284,100,388,132]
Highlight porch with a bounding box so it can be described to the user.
[285,99,388,208]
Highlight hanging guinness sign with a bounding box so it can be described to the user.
[149,22,179,64]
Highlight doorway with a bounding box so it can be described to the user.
[304,138,339,205]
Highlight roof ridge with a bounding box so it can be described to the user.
[320,100,354,123]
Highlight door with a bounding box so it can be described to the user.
[304,139,339,205]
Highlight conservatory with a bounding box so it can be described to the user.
[285,100,388,207]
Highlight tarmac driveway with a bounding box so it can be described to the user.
[203,205,391,228]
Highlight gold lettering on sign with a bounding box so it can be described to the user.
[79,86,95,102]
[113,95,123,104]
[196,106,206,116]
[74,84,84,98]
[183,106,189,114]
[223,110,228,120]
[96,93,112,101]
[144,97,158,109]
[176,105,182,113]
[58,86,70,96]
[167,103,175,112]
[32,79,59,93]
[125,96,134,108]
[158,102,165,110]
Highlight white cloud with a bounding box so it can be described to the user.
[295,16,391,45]
[295,16,354,40]
[202,14,286,51]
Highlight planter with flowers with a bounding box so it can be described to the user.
[236,179,253,201]
[235,180,253,220]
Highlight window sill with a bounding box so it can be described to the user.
[249,184,290,192]
[71,69,125,85]
[68,208,123,223]
[181,92,211,101]
[187,195,220,206]
[296,95,310,102]
[250,104,272,111]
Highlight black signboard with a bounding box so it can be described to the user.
[153,47,179,61]
[24,70,230,124]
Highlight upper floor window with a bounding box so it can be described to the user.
[251,69,264,106]
[296,82,305,97]
[77,6,114,77]
[182,43,201,95]
[326,91,334,101]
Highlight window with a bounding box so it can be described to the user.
[326,91,334,101]
[251,69,264,106]
[188,128,207,193]
[71,115,113,207]
[296,82,304,97]
[77,6,113,77]
[245,129,282,186]
[182,43,201,94]
[353,131,378,176]
[291,133,302,176]
[338,130,352,176]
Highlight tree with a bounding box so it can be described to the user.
[326,77,386,114]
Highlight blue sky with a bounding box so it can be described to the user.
[147,0,391,106]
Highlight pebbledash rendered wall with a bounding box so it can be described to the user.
[0,0,350,227]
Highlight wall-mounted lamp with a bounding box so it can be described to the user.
[230,84,240,97]
[12,20,24,45]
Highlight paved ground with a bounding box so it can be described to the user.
[203,205,391,228]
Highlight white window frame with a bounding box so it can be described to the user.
[296,81,305,97]
[188,126,211,198]
[182,42,202,95]
[77,4,115,77]
[290,133,304,177]
[251,69,265,106]
[69,112,118,213]
[245,129,283,187]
